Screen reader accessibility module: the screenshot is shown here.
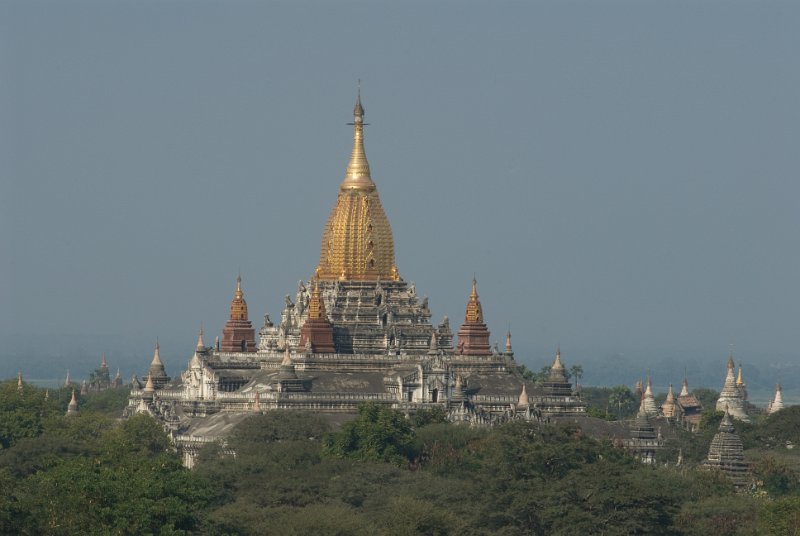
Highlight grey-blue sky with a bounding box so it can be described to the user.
[1,1,799,392]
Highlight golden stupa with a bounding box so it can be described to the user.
[316,93,399,281]
[229,275,248,321]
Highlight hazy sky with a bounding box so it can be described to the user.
[2,1,799,387]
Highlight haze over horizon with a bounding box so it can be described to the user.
[2,2,798,397]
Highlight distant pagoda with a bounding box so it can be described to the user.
[716,356,749,421]
[767,384,785,415]
[703,408,749,487]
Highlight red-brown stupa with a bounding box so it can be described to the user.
[456,278,491,356]
[221,275,257,352]
[298,281,337,353]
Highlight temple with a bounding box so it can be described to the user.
[703,408,750,487]
[716,356,749,421]
[768,384,784,415]
[124,95,585,465]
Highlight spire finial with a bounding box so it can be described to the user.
[196,324,205,351]
[464,277,484,323]
[341,88,374,191]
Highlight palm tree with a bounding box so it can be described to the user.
[608,385,636,420]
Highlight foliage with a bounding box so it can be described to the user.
[692,388,719,410]
[323,403,415,464]
[80,386,131,416]
[0,412,211,535]
[759,496,800,535]
[6,380,800,535]
[740,406,800,449]
[518,364,548,384]
[750,454,800,497]
[607,384,638,419]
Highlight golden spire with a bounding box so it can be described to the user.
[464,278,484,323]
[736,364,744,386]
[505,330,512,353]
[552,346,564,371]
[101,353,107,369]
[307,281,326,320]
[340,87,375,192]
[727,354,735,370]
[317,92,397,281]
[229,275,249,321]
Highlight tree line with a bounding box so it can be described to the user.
[1,379,799,535]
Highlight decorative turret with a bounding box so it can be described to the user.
[539,346,572,398]
[64,370,71,388]
[143,373,155,399]
[451,374,467,402]
[661,384,678,418]
[736,363,748,400]
[716,355,749,421]
[147,341,171,388]
[112,368,123,388]
[196,325,206,353]
[517,384,529,408]
[66,390,79,416]
[456,278,492,356]
[316,92,398,281]
[703,407,749,486]
[679,376,689,397]
[80,380,88,396]
[100,353,108,370]
[641,375,659,417]
[221,275,257,352]
[505,330,513,357]
[428,330,439,355]
[298,281,337,353]
[768,384,784,415]
[277,347,298,380]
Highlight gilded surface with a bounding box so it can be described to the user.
[465,278,484,323]
[307,282,326,320]
[317,96,398,281]
[229,276,249,321]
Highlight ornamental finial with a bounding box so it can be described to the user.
[341,87,375,192]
